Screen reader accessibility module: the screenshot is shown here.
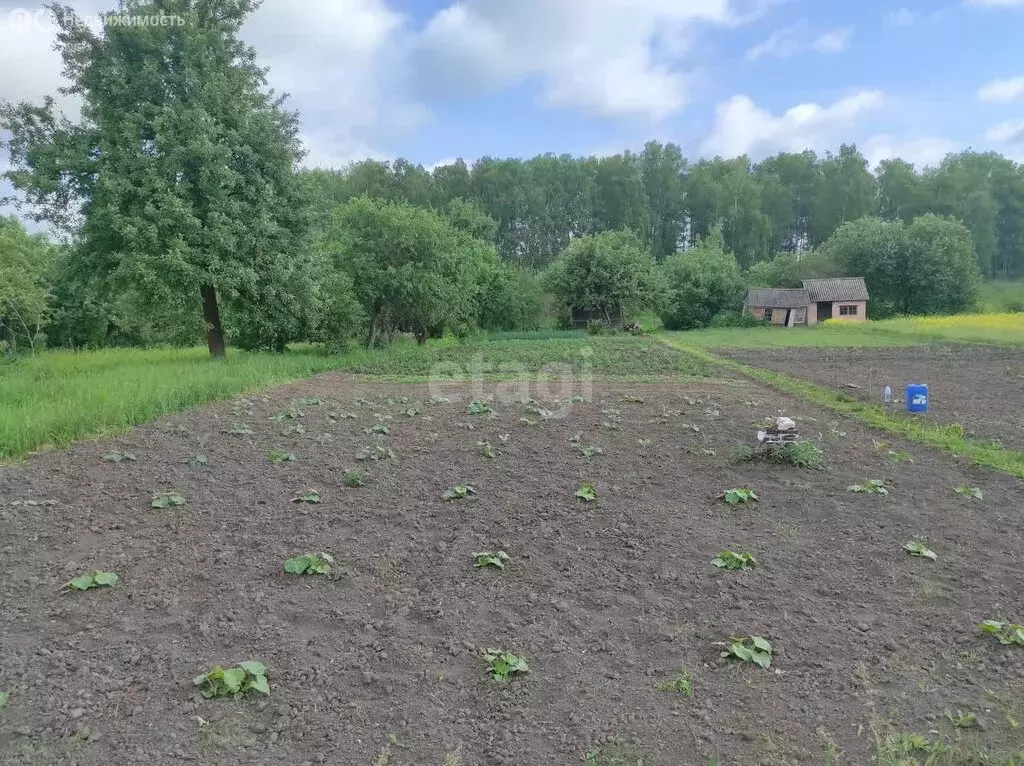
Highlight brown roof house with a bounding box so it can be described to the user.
[743,277,869,327]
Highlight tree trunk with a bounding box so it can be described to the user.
[201,284,226,358]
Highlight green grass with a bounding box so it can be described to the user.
[676,312,1024,349]
[0,334,712,460]
[979,278,1024,313]
[660,336,1024,480]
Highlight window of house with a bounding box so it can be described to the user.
[839,304,858,316]
[764,308,773,321]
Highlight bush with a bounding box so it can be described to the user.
[709,311,766,328]
[660,227,745,331]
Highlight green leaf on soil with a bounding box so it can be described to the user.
[575,483,597,502]
[442,485,475,501]
[268,449,296,463]
[954,485,983,501]
[473,550,510,570]
[482,648,529,682]
[848,479,889,495]
[711,551,758,571]
[903,540,937,561]
[292,490,322,504]
[721,636,773,669]
[151,491,185,509]
[64,570,118,591]
[719,488,758,505]
[284,552,333,575]
[103,451,136,463]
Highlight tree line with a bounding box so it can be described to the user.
[306,144,1024,278]
[0,1,1012,356]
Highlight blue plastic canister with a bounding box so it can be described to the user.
[906,383,928,413]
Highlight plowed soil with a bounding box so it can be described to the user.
[2,375,1022,765]
[718,344,1024,452]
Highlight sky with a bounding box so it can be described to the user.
[1,0,1024,209]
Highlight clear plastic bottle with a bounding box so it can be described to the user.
[883,384,892,404]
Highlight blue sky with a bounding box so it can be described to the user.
[2,0,1024,190]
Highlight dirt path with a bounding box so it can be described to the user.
[2,375,1022,765]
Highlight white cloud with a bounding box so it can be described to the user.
[963,0,1024,6]
[701,91,886,158]
[977,74,1024,102]
[813,28,852,53]
[884,7,946,26]
[746,19,852,60]
[985,118,1024,143]
[410,0,756,121]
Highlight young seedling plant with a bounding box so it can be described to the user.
[655,668,693,696]
[357,445,396,461]
[955,485,983,501]
[719,488,758,506]
[945,709,978,729]
[720,636,773,669]
[292,490,322,504]
[268,449,296,463]
[903,540,937,561]
[443,484,475,501]
[63,570,118,592]
[712,551,758,571]
[223,422,253,436]
[979,620,1024,647]
[477,441,496,458]
[575,482,597,502]
[473,551,510,570]
[103,451,136,463]
[193,661,269,699]
[468,400,494,416]
[576,444,604,459]
[848,479,889,495]
[151,491,185,509]
[482,649,529,682]
[284,552,333,575]
[271,406,303,421]
[344,470,365,488]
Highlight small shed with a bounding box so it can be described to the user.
[743,288,811,327]
[802,278,869,324]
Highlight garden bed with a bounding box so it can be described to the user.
[717,344,1024,453]
[1,376,1022,764]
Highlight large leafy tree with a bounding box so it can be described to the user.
[0,0,314,356]
[545,230,663,323]
[823,215,980,317]
[660,226,744,330]
[326,197,492,346]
